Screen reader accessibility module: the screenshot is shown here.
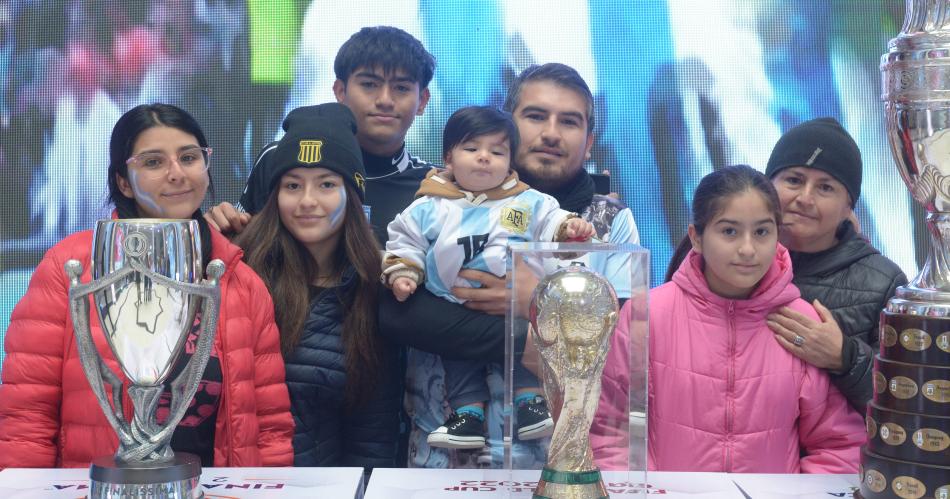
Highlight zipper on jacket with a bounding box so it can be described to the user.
[725,300,736,472]
[216,303,232,466]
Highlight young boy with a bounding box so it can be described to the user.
[382,106,594,448]
[218,26,436,246]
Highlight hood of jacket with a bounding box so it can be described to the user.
[788,221,878,278]
[415,169,530,201]
[671,243,801,318]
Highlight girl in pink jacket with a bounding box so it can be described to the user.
[627,165,864,473]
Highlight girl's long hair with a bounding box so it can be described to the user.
[665,165,782,282]
[235,181,382,409]
[107,103,214,267]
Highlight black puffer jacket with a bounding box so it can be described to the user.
[284,265,401,467]
[788,221,907,415]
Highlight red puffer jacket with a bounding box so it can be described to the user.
[0,228,294,468]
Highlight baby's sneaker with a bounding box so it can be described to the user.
[427,412,486,449]
[516,395,555,440]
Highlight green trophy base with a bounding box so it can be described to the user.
[533,467,609,499]
[89,452,202,499]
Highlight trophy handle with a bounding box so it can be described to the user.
[65,260,136,448]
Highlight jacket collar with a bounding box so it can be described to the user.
[543,169,595,213]
[309,263,359,305]
[788,221,878,277]
[362,144,410,177]
[207,227,244,270]
[415,169,530,204]
[672,243,801,314]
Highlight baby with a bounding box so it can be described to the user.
[383,106,593,449]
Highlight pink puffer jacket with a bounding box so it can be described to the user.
[0,228,294,468]
[641,245,864,473]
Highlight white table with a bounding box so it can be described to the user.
[364,468,861,499]
[0,467,364,498]
[730,473,860,499]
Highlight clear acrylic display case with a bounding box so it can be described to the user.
[403,241,649,498]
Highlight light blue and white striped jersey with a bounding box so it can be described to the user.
[386,184,571,303]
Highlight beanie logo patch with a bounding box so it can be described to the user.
[805,147,823,166]
[298,140,323,164]
[354,172,365,191]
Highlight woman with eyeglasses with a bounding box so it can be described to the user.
[0,103,294,468]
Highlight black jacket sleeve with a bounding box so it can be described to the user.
[341,341,403,468]
[830,270,908,414]
[377,287,521,363]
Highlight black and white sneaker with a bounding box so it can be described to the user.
[516,396,555,440]
[427,412,486,449]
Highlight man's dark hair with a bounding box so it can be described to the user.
[442,106,519,163]
[503,63,595,133]
[334,26,436,88]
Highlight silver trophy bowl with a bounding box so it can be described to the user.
[882,1,950,314]
[65,219,224,499]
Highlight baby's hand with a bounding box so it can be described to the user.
[563,218,595,242]
[392,277,418,302]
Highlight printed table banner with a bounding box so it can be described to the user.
[365,468,747,498]
[0,467,364,499]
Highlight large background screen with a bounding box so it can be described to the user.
[0,0,915,367]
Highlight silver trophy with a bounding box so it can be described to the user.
[883,0,950,310]
[64,219,224,499]
[871,2,950,498]
[529,264,618,499]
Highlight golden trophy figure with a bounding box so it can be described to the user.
[529,263,619,499]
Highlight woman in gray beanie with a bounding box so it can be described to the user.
[764,117,907,415]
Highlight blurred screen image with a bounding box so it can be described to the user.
[0,0,916,367]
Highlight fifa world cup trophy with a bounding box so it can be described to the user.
[65,219,224,498]
[529,264,619,499]
[865,1,950,497]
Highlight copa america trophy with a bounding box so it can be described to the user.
[64,219,224,499]
[528,264,618,499]
[866,2,950,498]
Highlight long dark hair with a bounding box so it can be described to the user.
[107,103,214,267]
[665,165,782,282]
[234,181,383,409]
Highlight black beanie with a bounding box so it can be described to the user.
[239,103,365,213]
[765,117,862,207]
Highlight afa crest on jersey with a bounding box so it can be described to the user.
[500,203,531,234]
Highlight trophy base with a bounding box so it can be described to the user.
[89,453,202,499]
[533,467,608,499]
[859,446,950,499]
